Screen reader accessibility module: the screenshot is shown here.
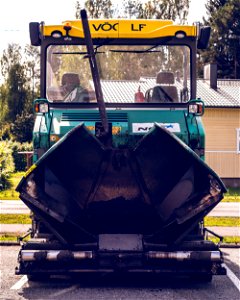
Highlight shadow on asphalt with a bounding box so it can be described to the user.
[18,272,233,300]
[21,272,215,288]
[222,250,240,278]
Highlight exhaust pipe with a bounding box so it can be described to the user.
[147,251,221,262]
[20,250,93,262]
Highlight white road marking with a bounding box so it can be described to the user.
[223,263,240,292]
[50,284,79,298]
[10,275,28,290]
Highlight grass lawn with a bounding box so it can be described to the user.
[0,172,24,200]
[207,236,240,244]
[222,187,240,202]
[0,233,30,242]
[204,217,240,227]
[0,234,19,242]
[0,214,31,224]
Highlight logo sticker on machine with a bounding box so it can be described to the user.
[132,123,180,133]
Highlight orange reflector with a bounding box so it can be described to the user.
[34,104,39,113]
[50,135,60,143]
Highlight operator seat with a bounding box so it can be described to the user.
[62,72,80,94]
[47,72,80,101]
[62,72,90,102]
[151,71,179,103]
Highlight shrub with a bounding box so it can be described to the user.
[0,124,13,140]
[11,141,33,171]
[0,141,15,190]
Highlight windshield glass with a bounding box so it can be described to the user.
[46,44,191,103]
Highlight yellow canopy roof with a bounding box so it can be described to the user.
[43,19,197,39]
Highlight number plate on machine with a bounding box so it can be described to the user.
[99,234,143,251]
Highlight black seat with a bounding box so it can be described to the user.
[62,73,80,94]
[150,72,179,103]
[62,73,90,102]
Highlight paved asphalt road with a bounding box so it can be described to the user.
[0,200,30,214]
[0,246,239,300]
[0,200,239,216]
[209,202,240,217]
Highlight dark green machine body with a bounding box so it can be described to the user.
[16,101,226,279]
[32,101,205,160]
[16,12,227,280]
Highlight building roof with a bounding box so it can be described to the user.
[196,79,240,108]
[101,79,154,103]
[99,78,240,108]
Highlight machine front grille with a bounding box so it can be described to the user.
[61,112,128,122]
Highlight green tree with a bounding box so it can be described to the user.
[11,113,34,143]
[122,0,189,23]
[24,44,40,104]
[0,43,39,142]
[1,44,22,78]
[75,0,113,18]
[1,44,28,123]
[6,63,28,122]
[0,84,8,131]
[76,0,189,22]
[200,0,240,78]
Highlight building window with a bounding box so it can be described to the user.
[237,129,240,153]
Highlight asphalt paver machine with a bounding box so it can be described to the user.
[16,10,227,281]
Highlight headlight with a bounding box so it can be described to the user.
[51,30,62,38]
[39,103,49,113]
[188,101,204,116]
[34,102,49,113]
[175,31,186,39]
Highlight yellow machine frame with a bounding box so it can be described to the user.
[43,19,197,39]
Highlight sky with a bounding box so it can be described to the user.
[0,0,207,54]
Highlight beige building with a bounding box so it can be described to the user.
[198,78,240,187]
